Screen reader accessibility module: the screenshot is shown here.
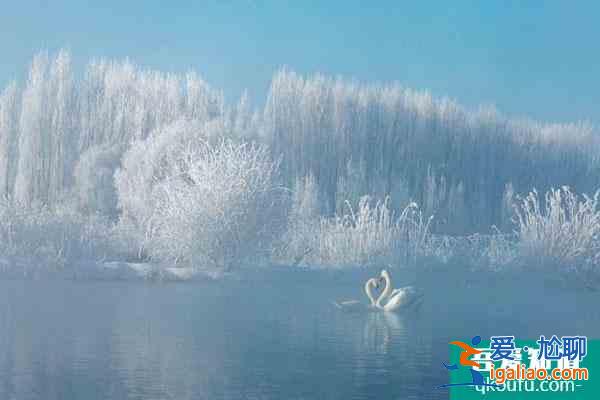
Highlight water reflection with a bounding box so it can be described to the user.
[1,266,599,400]
[361,311,404,355]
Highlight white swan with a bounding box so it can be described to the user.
[376,269,424,312]
[333,278,380,311]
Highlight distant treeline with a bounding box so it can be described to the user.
[264,69,600,233]
[1,50,599,234]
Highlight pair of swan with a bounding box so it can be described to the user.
[335,269,423,312]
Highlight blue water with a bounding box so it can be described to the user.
[1,266,599,400]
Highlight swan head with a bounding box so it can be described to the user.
[378,269,391,286]
[367,277,380,289]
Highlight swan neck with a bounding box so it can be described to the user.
[376,273,392,308]
[364,279,376,306]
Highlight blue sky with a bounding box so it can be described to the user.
[1,0,599,123]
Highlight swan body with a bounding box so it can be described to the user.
[376,269,423,312]
[333,278,379,311]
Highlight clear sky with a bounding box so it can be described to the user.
[1,0,599,123]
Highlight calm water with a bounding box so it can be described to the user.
[1,266,599,400]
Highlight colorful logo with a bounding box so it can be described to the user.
[438,335,501,389]
[440,335,598,399]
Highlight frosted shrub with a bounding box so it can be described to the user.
[514,187,600,269]
[283,195,433,268]
[478,230,517,269]
[317,197,401,266]
[115,119,205,236]
[278,174,321,264]
[116,121,288,271]
[0,201,124,269]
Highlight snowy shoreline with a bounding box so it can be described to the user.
[0,258,203,281]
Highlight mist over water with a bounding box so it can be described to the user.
[1,266,598,400]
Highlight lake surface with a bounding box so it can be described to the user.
[1,265,599,400]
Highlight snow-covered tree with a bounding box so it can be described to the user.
[2,49,226,213]
[14,52,50,206]
[501,182,515,231]
[264,69,600,233]
[291,173,320,224]
[73,144,122,217]
[47,50,77,204]
[447,181,467,234]
[2,50,600,237]
[0,81,20,200]
[115,119,288,270]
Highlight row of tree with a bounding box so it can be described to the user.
[0,50,225,213]
[263,69,600,232]
[1,51,598,234]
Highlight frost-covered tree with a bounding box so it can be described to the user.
[3,49,226,212]
[446,181,467,234]
[14,52,50,206]
[2,50,600,238]
[115,119,288,270]
[73,144,122,217]
[12,51,78,206]
[114,119,204,231]
[0,81,20,200]
[47,50,77,204]
[264,69,600,233]
[291,173,320,224]
[335,159,368,213]
[423,165,446,219]
[501,182,515,230]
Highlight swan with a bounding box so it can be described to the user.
[333,278,380,311]
[376,269,424,312]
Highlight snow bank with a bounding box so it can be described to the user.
[0,257,203,282]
